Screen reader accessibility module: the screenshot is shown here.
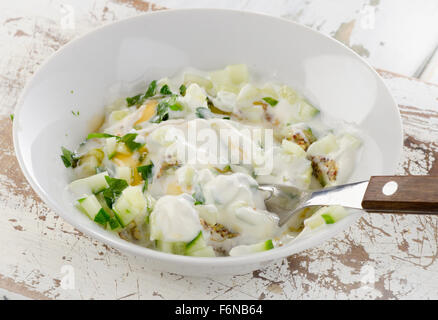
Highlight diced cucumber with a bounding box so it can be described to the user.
[281,140,306,157]
[296,100,319,121]
[307,134,339,156]
[225,64,249,85]
[236,84,261,105]
[109,109,129,125]
[113,186,146,227]
[77,194,111,226]
[181,231,216,257]
[155,240,186,255]
[77,194,102,219]
[188,246,216,257]
[183,73,213,90]
[279,85,299,105]
[229,240,274,257]
[304,205,348,230]
[105,137,118,159]
[69,172,109,195]
[115,166,131,184]
[185,231,205,255]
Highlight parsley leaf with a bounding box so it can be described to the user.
[60,147,78,168]
[144,80,157,99]
[87,132,117,140]
[150,101,170,123]
[120,133,142,151]
[179,84,187,96]
[94,208,111,225]
[192,189,205,205]
[262,97,278,106]
[195,107,213,119]
[126,80,158,107]
[126,94,143,107]
[102,176,129,208]
[160,84,172,95]
[137,163,154,191]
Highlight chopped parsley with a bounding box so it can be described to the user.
[160,84,172,95]
[9,114,14,121]
[86,132,142,151]
[126,94,143,107]
[144,80,157,99]
[126,80,158,107]
[150,100,170,123]
[119,133,142,151]
[86,132,117,139]
[137,163,154,191]
[71,110,80,116]
[192,189,205,205]
[195,107,213,119]
[179,84,187,96]
[60,147,78,168]
[94,208,111,226]
[262,97,278,106]
[109,217,120,230]
[102,176,129,208]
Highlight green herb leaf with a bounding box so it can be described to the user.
[262,97,279,106]
[144,80,157,99]
[102,176,129,208]
[109,217,120,230]
[126,94,143,107]
[192,189,205,205]
[179,84,187,96]
[10,114,14,121]
[137,163,154,191]
[94,208,111,225]
[321,213,335,224]
[120,133,142,151]
[160,84,172,95]
[60,147,78,168]
[87,132,117,140]
[150,101,170,123]
[195,107,213,119]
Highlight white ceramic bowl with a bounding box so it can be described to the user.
[13,9,403,276]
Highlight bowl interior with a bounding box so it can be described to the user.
[13,9,402,274]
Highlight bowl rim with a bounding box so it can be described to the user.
[12,8,403,268]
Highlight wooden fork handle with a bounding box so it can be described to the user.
[361,176,438,214]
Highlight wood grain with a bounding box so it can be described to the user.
[362,176,438,213]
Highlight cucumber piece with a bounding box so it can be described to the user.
[77,194,101,219]
[155,240,186,255]
[113,186,146,227]
[69,172,109,195]
[304,205,348,230]
[225,64,249,84]
[307,134,339,156]
[229,240,274,257]
[115,166,131,184]
[105,137,118,159]
[185,231,205,255]
[183,73,213,90]
[210,70,239,94]
[188,246,216,257]
[183,231,216,257]
[296,100,319,121]
[279,85,299,105]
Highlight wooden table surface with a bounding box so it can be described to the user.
[1,0,438,300]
